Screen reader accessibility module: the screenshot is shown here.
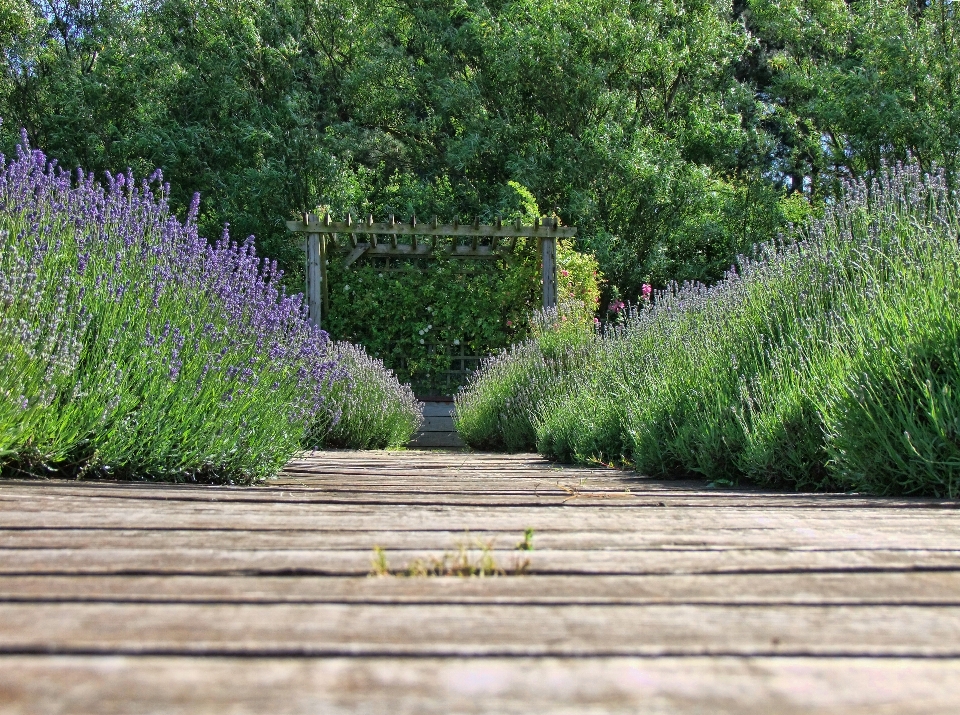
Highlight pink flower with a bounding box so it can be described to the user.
[506,319,513,327]
[607,300,625,313]
[560,269,569,277]
[641,283,653,300]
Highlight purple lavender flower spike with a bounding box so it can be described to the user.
[0,128,344,482]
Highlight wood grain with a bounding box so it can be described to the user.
[9,656,959,715]
[3,602,960,657]
[2,449,960,713]
[286,216,575,238]
[3,547,960,577]
[2,572,960,605]
[6,524,960,550]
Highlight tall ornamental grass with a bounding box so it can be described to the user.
[455,164,960,497]
[308,341,423,449]
[0,135,342,483]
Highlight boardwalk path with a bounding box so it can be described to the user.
[2,450,960,713]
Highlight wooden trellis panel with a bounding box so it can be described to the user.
[286,214,576,327]
[395,341,485,397]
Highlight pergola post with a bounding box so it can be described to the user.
[541,232,557,310]
[305,212,322,327]
[322,233,331,317]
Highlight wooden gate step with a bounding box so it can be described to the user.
[409,402,465,448]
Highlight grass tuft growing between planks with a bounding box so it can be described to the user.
[369,531,534,577]
[455,164,960,497]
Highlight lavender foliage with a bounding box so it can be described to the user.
[456,164,960,496]
[0,134,343,482]
[307,341,422,450]
[454,300,597,452]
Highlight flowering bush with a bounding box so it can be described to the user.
[307,341,422,449]
[0,134,342,482]
[456,163,960,497]
[557,240,602,317]
[453,301,596,451]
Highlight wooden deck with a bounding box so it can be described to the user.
[2,450,960,714]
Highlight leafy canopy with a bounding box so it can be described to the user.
[2,0,957,304]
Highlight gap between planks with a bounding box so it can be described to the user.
[3,550,960,580]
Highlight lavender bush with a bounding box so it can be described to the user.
[456,164,960,496]
[454,301,596,452]
[0,134,342,483]
[307,342,422,450]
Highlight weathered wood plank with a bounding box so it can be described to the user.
[0,481,776,499]
[407,432,467,448]
[8,655,960,715]
[286,218,576,239]
[4,514,960,550]
[4,482,958,511]
[329,242,508,260]
[417,415,456,431]
[3,572,960,606]
[321,233,330,315]
[421,403,456,417]
[3,490,959,526]
[2,602,960,656]
[0,477,782,491]
[541,235,557,308]
[4,523,960,551]
[3,547,960,577]
[305,224,322,326]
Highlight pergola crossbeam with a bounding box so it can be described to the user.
[287,213,575,327]
[285,217,575,239]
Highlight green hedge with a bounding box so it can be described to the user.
[323,185,601,395]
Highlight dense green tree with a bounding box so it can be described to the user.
[2,0,956,304]
[743,0,960,191]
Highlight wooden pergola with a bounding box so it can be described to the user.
[286,213,577,327]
